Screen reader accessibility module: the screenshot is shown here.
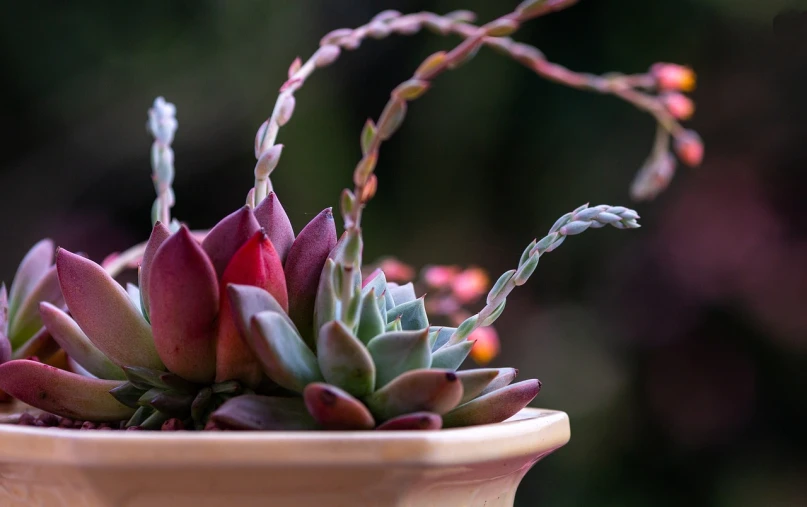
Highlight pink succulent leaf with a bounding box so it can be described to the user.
[139,222,171,317]
[57,249,162,370]
[0,359,135,421]
[39,302,126,381]
[284,208,337,344]
[303,382,375,430]
[8,265,64,348]
[210,394,317,431]
[216,231,288,387]
[201,206,260,279]
[149,226,219,383]
[254,192,295,264]
[7,239,54,323]
[442,379,542,428]
[376,412,442,430]
[363,368,464,422]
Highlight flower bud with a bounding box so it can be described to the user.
[254,144,283,179]
[674,130,704,167]
[661,92,695,120]
[651,63,696,92]
[314,45,341,67]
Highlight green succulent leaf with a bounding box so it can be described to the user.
[317,320,375,398]
[249,310,323,393]
[455,368,501,404]
[385,315,402,332]
[123,366,171,391]
[429,326,456,351]
[363,368,463,422]
[313,259,339,345]
[387,282,416,307]
[386,297,428,331]
[367,329,432,388]
[211,394,318,431]
[9,265,63,348]
[109,382,147,409]
[442,379,541,428]
[7,239,54,330]
[430,340,475,370]
[357,288,385,344]
[479,367,519,396]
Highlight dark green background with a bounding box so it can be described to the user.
[1,1,806,505]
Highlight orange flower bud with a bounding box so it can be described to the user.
[661,92,695,120]
[651,63,697,92]
[468,326,500,365]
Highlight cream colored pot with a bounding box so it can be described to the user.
[0,407,569,507]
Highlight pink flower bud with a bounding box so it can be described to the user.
[674,130,704,167]
[451,267,490,303]
[661,92,695,120]
[651,63,697,92]
[423,265,460,288]
[379,258,415,283]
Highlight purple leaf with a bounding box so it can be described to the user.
[57,249,161,370]
[8,264,64,348]
[139,222,171,316]
[210,394,317,430]
[0,359,135,421]
[303,382,375,430]
[254,192,295,264]
[201,206,260,278]
[149,226,219,383]
[284,208,337,344]
[8,239,53,323]
[442,379,541,428]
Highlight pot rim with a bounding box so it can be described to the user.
[0,407,569,467]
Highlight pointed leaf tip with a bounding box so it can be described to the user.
[140,221,171,316]
[149,226,218,383]
[285,208,337,344]
[442,379,541,428]
[57,249,161,370]
[201,206,261,278]
[364,368,463,422]
[254,192,295,264]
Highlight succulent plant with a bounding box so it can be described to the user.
[0,0,698,430]
[0,240,65,370]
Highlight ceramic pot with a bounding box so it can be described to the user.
[0,407,569,507]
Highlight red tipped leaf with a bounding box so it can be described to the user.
[254,192,295,264]
[201,206,260,278]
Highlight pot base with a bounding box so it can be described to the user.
[0,407,569,507]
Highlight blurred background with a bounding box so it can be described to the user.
[1,0,806,505]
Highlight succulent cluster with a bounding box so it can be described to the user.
[0,0,698,431]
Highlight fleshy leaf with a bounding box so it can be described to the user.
[386,297,428,331]
[317,320,375,398]
[8,239,53,325]
[227,284,297,335]
[39,302,125,380]
[126,283,142,314]
[139,222,171,317]
[12,327,58,362]
[363,368,463,422]
[388,282,416,306]
[285,208,337,346]
[429,326,456,351]
[479,367,518,396]
[57,249,161,370]
[303,382,375,430]
[366,329,431,388]
[356,288,385,344]
[211,394,318,430]
[442,379,541,428]
[455,368,500,404]
[376,412,442,430]
[201,206,261,279]
[9,265,63,348]
[430,340,475,370]
[216,230,288,387]
[249,311,322,393]
[149,226,218,382]
[361,268,387,296]
[254,192,295,264]
[0,359,135,421]
[313,259,339,344]
[0,285,9,363]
